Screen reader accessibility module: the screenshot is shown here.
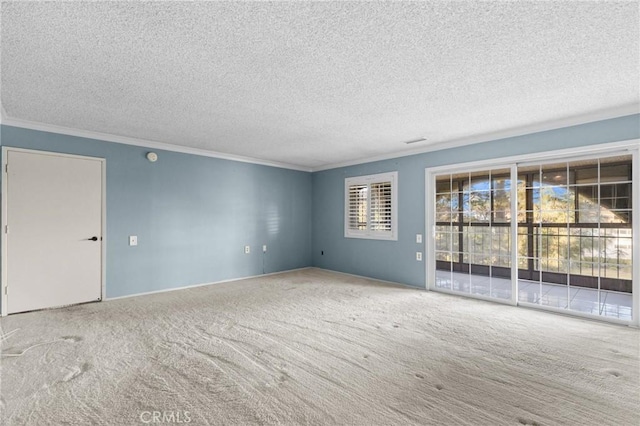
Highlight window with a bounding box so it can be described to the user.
[434,168,513,300]
[345,171,398,240]
[431,150,636,322]
[515,156,633,294]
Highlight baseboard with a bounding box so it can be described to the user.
[310,267,424,291]
[105,267,313,301]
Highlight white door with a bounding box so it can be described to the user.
[5,149,103,314]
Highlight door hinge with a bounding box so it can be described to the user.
[4,287,7,296]
[4,225,8,234]
[4,164,7,173]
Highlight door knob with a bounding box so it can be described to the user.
[87,236,99,241]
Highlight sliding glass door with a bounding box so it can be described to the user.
[516,155,633,320]
[429,150,636,322]
[434,167,514,301]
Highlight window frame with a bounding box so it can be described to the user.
[434,161,633,289]
[425,139,640,326]
[344,171,398,240]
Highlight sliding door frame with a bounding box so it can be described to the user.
[425,139,640,327]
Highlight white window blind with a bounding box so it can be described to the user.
[348,184,368,231]
[370,182,392,231]
[345,172,397,240]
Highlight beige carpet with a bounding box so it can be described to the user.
[1,268,638,425]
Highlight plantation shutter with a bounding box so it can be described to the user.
[370,181,392,231]
[344,171,397,240]
[348,184,368,230]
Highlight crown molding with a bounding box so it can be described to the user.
[1,103,637,174]
[0,116,313,172]
[311,103,640,172]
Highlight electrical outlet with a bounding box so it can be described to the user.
[416,234,423,243]
[416,252,422,261]
[262,245,267,253]
[129,236,137,246]
[244,245,250,254]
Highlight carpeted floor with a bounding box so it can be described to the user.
[1,268,638,425]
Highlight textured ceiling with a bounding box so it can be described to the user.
[1,1,639,169]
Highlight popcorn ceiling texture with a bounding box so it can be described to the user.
[1,1,638,168]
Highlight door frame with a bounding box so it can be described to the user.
[425,139,640,327]
[1,147,107,316]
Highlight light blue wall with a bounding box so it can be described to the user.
[312,114,640,288]
[1,114,638,306]
[0,125,313,300]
